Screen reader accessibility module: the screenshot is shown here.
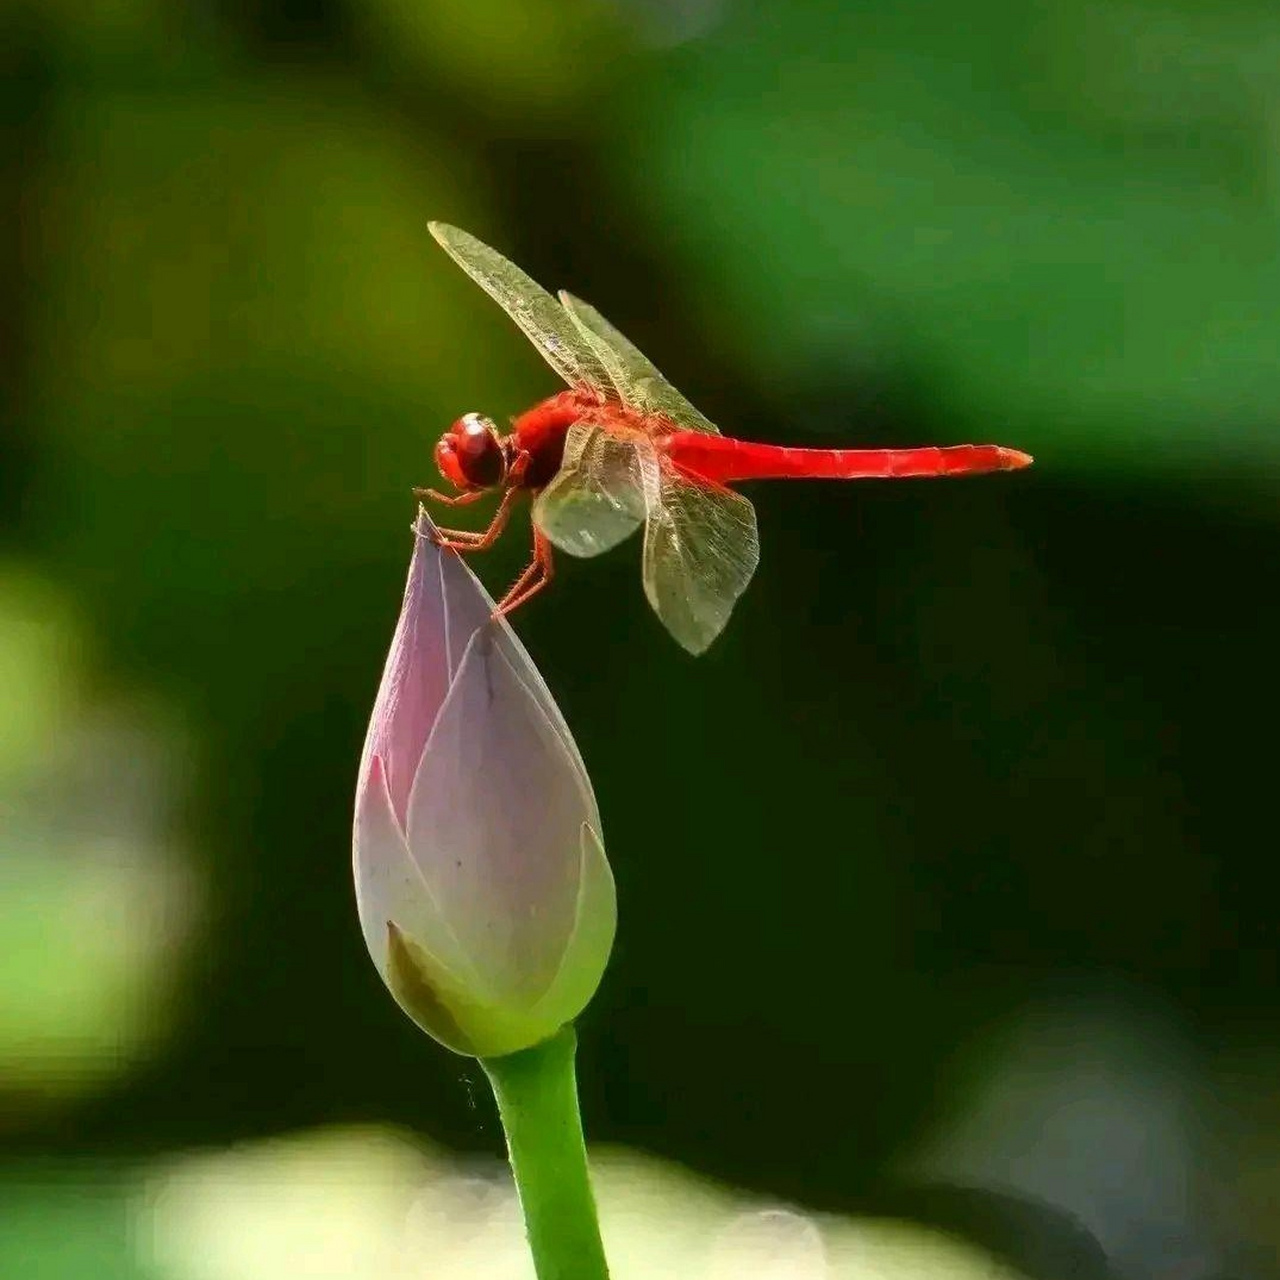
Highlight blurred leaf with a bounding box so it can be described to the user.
[0,566,196,1109]
[0,1168,149,1280]
[0,567,79,785]
[30,79,506,406]
[0,0,225,80]
[25,77,547,659]
[355,0,628,122]
[908,990,1203,1277]
[139,1126,1031,1280]
[627,0,1280,475]
[0,821,193,1101]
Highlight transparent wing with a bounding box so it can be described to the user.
[429,223,617,394]
[535,421,758,651]
[532,422,651,558]
[641,459,759,655]
[558,292,721,435]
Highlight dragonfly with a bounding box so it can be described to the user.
[419,223,1033,655]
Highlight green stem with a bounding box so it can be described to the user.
[481,1026,610,1280]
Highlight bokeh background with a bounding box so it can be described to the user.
[3,0,1279,1276]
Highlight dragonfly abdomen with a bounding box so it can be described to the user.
[664,433,1032,485]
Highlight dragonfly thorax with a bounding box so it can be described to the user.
[435,412,507,491]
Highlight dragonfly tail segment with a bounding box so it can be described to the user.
[662,432,1033,486]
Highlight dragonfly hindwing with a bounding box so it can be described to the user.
[558,292,720,435]
[641,461,759,655]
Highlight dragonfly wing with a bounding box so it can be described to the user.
[532,422,650,558]
[641,458,759,654]
[555,297,633,405]
[429,223,617,394]
[558,292,720,435]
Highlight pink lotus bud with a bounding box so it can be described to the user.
[353,512,614,1058]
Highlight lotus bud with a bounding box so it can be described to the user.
[353,512,614,1058]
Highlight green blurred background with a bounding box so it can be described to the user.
[3,0,1279,1276]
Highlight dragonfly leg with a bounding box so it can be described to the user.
[413,485,486,507]
[495,556,541,609]
[432,485,522,552]
[507,450,531,485]
[494,529,554,617]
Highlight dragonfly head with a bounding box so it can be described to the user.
[435,413,507,492]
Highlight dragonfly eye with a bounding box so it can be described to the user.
[438,413,506,490]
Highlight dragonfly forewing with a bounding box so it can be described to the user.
[428,222,617,394]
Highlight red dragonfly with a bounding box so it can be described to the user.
[421,223,1032,654]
